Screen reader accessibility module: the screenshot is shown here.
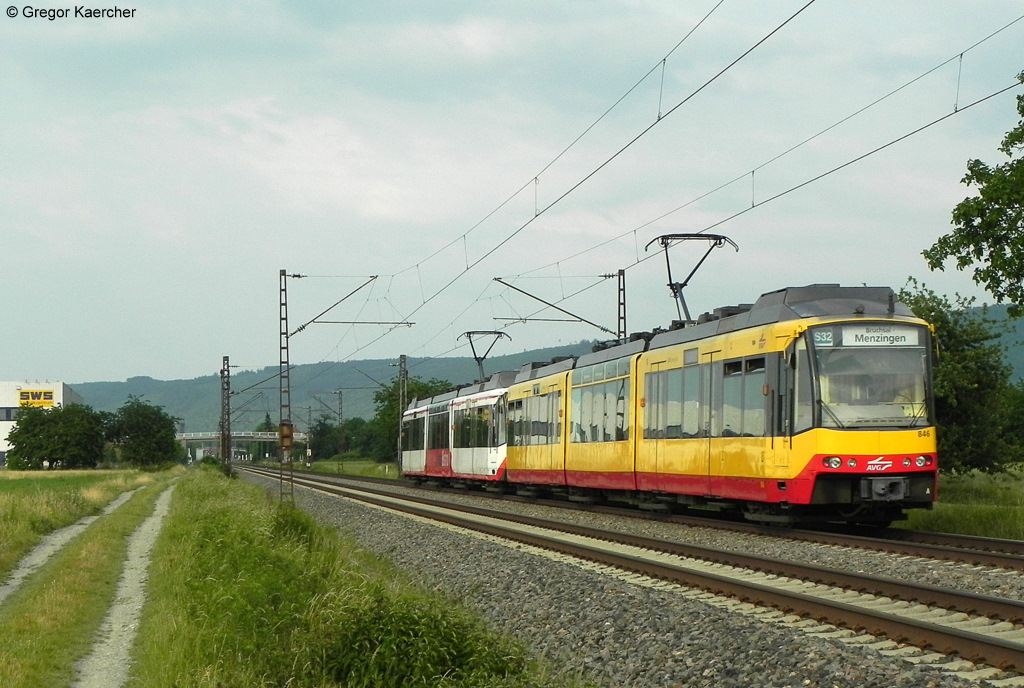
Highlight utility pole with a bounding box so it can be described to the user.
[278,269,304,503]
[332,389,344,423]
[396,354,407,467]
[219,355,231,471]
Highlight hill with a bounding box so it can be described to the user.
[73,341,597,433]
[990,305,1024,381]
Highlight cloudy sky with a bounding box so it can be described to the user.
[3,0,1022,385]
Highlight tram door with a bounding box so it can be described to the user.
[544,391,562,476]
[700,351,717,496]
[649,361,667,492]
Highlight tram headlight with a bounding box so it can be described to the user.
[822,456,842,469]
[847,458,857,468]
[916,455,931,467]
[903,457,913,467]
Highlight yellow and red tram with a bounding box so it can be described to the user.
[402,284,937,524]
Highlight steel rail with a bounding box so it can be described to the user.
[241,466,1024,670]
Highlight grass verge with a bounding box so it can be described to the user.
[305,457,400,479]
[0,469,166,579]
[0,475,176,688]
[899,465,1024,539]
[132,468,587,688]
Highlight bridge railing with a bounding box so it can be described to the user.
[176,431,308,442]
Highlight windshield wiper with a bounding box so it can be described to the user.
[817,400,845,429]
[907,401,927,428]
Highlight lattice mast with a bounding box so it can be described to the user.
[278,269,295,503]
[219,355,231,470]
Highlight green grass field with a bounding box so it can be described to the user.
[131,468,588,688]
[0,470,180,688]
[0,470,160,579]
[899,465,1024,538]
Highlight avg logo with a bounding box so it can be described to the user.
[866,456,893,472]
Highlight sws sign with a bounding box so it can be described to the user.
[19,390,55,407]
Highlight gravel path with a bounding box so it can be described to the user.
[0,483,177,688]
[0,487,141,607]
[244,472,1023,688]
[72,484,177,688]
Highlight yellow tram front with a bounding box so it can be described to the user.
[780,317,937,524]
[636,284,937,525]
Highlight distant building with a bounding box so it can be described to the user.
[0,381,85,466]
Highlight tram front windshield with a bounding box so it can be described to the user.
[808,323,931,429]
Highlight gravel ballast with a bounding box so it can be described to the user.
[243,473,1009,688]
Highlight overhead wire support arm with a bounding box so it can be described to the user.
[493,277,616,336]
[312,320,413,326]
[644,233,738,322]
[290,275,378,336]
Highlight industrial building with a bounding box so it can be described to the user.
[0,381,85,465]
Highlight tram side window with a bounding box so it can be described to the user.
[453,408,470,448]
[508,400,523,446]
[402,416,425,451]
[614,378,629,440]
[664,369,682,439]
[717,357,766,437]
[793,339,814,433]
[721,361,743,437]
[528,395,547,445]
[591,386,603,441]
[743,358,766,437]
[549,391,562,443]
[427,410,449,450]
[570,387,583,442]
[492,401,506,447]
[644,367,695,439]
[643,371,663,439]
[515,393,560,446]
[454,406,491,448]
[681,367,700,437]
[571,364,630,443]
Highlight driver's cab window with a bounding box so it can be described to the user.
[793,338,814,433]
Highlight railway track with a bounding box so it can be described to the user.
[258,465,1024,572]
[243,465,1024,674]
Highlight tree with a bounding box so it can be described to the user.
[923,71,1024,316]
[5,405,54,469]
[308,413,344,460]
[342,417,374,457]
[5,403,106,470]
[369,376,452,462]
[56,403,107,469]
[108,396,181,467]
[900,280,1024,473]
[254,412,275,433]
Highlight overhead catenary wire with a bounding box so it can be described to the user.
[389,0,728,280]
[406,77,1023,374]
[516,12,1024,279]
[294,3,803,381]
[287,8,1023,393]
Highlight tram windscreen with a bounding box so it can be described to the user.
[809,323,931,429]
